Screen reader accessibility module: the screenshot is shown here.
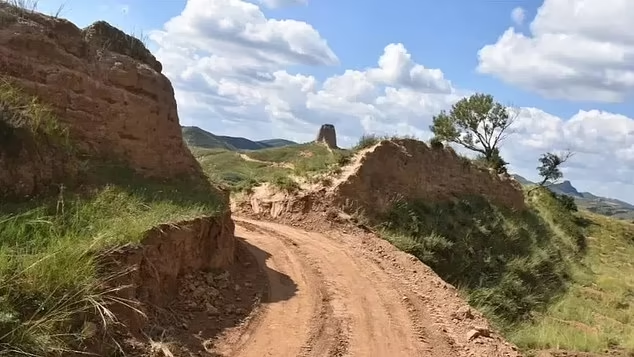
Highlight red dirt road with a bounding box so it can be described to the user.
[211,218,520,357]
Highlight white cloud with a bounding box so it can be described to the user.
[478,0,634,102]
[511,7,525,26]
[258,0,307,8]
[151,0,634,203]
[150,0,337,68]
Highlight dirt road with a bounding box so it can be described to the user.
[212,218,520,357]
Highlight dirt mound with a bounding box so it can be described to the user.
[315,123,338,149]
[0,3,204,195]
[334,138,526,218]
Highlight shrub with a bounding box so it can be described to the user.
[272,175,300,193]
[429,137,444,149]
[354,134,381,150]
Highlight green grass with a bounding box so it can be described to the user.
[193,148,292,192]
[0,178,223,355]
[192,143,353,192]
[0,80,69,151]
[380,188,584,328]
[509,213,634,353]
[245,142,352,175]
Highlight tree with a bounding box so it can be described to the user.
[536,150,574,187]
[430,93,517,163]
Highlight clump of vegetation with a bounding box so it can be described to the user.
[429,137,444,149]
[354,134,383,150]
[381,190,584,328]
[272,174,301,193]
[0,80,69,147]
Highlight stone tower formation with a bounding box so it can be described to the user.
[315,124,338,149]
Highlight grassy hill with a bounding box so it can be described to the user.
[181,125,297,151]
[513,175,634,221]
[191,143,351,192]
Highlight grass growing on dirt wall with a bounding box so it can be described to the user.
[0,83,224,355]
[0,182,223,355]
[381,187,634,354]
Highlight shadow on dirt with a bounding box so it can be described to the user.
[237,236,298,304]
[129,235,297,356]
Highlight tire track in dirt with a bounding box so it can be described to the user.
[226,218,432,357]
[211,221,348,357]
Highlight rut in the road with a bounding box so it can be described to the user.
[209,218,521,357]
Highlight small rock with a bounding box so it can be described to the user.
[209,286,220,297]
[401,296,409,302]
[215,271,230,281]
[206,273,215,284]
[474,326,491,337]
[206,303,219,315]
[244,282,253,288]
[466,326,491,341]
[234,284,241,291]
[452,306,474,320]
[466,329,480,341]
[181,322,188,330]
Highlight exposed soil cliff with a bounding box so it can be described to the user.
[334,139,526,218]
[0,4,202,196]
[97,212,239,352]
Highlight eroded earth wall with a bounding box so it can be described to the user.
[335,139,526,217]
[0,5,201,197]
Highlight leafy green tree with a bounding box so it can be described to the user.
[430,93,517,163]
[536,150,574,187]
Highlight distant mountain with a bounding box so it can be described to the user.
[182,126,297,150]
[512,174,634,220]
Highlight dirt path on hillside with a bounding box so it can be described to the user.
[210,218,521,357]
[239,153,294,169]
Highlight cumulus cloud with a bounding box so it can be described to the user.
[150,0,337,68]
[478,0,634,102]
[510,7,525,26]
[150,0,634,202]
[258,0,307,8]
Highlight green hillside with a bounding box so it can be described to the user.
[181,126,297,151]
[513,175,634,220]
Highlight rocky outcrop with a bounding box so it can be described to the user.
[315,123,338,149]
[0,3,201,183]
[102,212,236,334]
[334,139,526,217]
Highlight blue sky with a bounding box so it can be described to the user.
[37,0,634,202]
[41,0,632,119]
